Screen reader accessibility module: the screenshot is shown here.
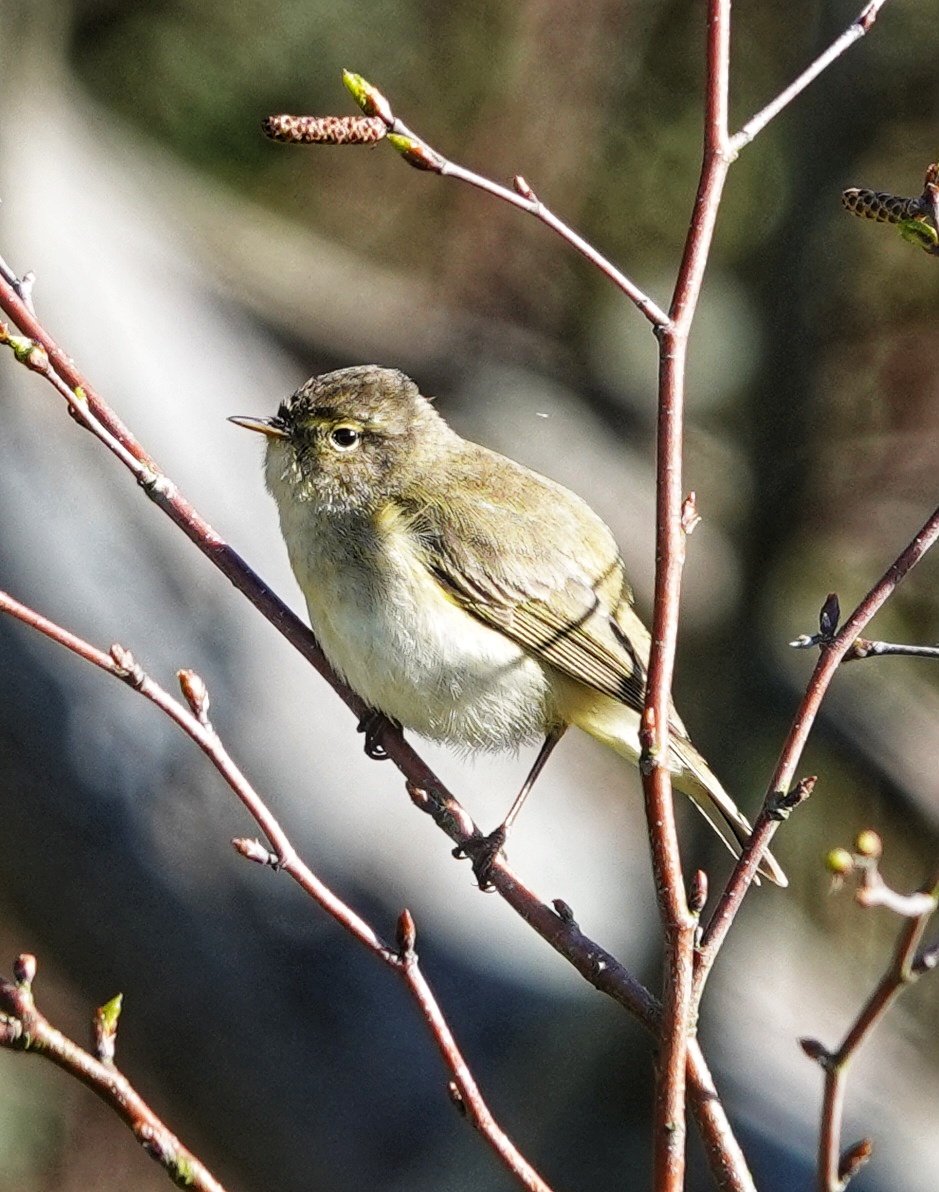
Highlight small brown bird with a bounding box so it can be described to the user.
[231,366,786,887]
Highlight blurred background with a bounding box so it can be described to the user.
[1,0,938,1188]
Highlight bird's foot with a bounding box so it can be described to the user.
[452,825,508,890]
[356,710,400,760]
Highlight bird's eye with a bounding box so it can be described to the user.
[329,425,361,451]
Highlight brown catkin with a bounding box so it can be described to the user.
[261,115,386,145]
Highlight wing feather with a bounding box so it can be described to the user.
[401,444,680,730]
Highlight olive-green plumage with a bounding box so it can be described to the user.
[231,365,786,886]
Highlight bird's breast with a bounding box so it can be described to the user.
[279,500,556,751]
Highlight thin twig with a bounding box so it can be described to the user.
[0,957,227,1192]
[847,638,939,661]
[806,867,939,1191]
[729,0,891,154]
[0,250,35,313]
[696,503,939,996]
[273,73,670,328]
[0,590,553,1192]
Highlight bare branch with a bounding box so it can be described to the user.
[730,1,892,154]
[847,638,939,662]
[0,958,227,1192]
[697,503,939,988]
[262,72,670,328]
[804,847,939,1191]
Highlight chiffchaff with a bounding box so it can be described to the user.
[231,365,786,887]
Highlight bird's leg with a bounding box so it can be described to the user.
[356,709,400,760]
[457,724,567,888]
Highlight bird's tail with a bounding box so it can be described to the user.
[670,739,788,888]
[557,683,788,887]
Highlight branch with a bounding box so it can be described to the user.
[264,73,670,328]
[636,4,733,1183]
[729,0,891,154]
[803,838,939,1191]
[0,590,553,1192]
[846,639,939,661]
[696,503,939,993]
[0,956,227,1192]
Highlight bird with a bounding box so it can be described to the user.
[230,365,786,887]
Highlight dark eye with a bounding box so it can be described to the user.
[329,425,361,451]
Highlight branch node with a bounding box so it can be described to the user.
[137,468,176,501]
[13,953,36,990]
[913,942,939,975]
[405,780,429,808]
[689,870,709,914]
[232,836,278,866]
[638,705,657,760]
[854,829,882,861]
[341,69,395,125]
[681,492,701,536]
[552,898,578,927]
[109,644,145,688]
[513,174,537,202]
[768,775,816,821]
[799,1036,833,1068]
[385,133,445,173]
[819,592,841,639]
[177,669,211,726]
[838,1137,873,1184]
[396,908,417,962]
[826,847,855,881]
[93,993,123,1064]
[447,1079,468,1117]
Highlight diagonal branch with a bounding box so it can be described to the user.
[803,844,939,1191]
[266,74,669,328]
[695,503,939,999]
[0,956,228,1192]
[730,0,891,154]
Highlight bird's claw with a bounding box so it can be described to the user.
[356,710,399,760]
[452,825,508,890]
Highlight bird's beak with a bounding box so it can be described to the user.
[227,415,289,440]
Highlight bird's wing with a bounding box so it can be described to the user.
[402,446,684,729]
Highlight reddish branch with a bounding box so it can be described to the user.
[802,845,939,1191]
[695,502,939,1000]
[270,72,670,328]
[0,956,227,1192]
[634,0,734,1180]
[729,0,891,153]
